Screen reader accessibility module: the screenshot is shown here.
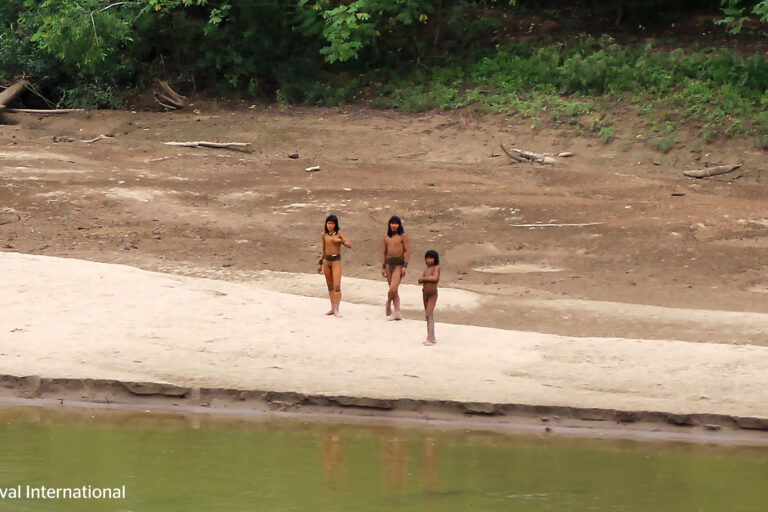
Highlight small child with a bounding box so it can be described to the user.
[417,250,440,346]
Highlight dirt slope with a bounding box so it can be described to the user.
[1,105,767,344]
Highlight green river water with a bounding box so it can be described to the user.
[0,406,767,511]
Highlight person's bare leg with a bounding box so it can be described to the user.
[331,260,343,317]
[422,292,430,342]
[385,266,393,316]
[388,266,403,320]
[323,262,334,315]
[423,292,438,345]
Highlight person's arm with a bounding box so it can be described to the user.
[338,231,352,248]
[421,265,440,282]
[318,235,326,273]
[401,234,411,275]
[381,238,388,277]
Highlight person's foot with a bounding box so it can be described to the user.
[423,339,436,346]
[333,310,343,318]
[385,301,392,317]
[391,312,402,321]
[325,309,335,315]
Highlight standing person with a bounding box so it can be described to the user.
[318,214,352,317]
[418,250,440,345]
[382,215,411,320]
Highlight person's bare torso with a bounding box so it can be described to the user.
[323,232,345,255]
[422,265,439,294]
[384,234,406,258]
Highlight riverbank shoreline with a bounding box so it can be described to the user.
[2,377,768,446]
[2,251,768,446]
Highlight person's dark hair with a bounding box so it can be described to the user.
[387,215,404,237]
[425,250,440,265]
[324,214,340,234]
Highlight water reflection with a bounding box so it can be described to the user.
[0,406,767,512]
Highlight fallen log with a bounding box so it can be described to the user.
[164,141,251,150]
[0,79,31,123]
[0,79,30,108]
[6,108,84,114]
[683,163,742,179]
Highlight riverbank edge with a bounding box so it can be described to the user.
[3,374,768,444]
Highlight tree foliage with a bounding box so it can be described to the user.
[1,0,767,109]
[719,0,768,32]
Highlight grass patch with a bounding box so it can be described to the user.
[648,134,678,153]
[271,35,768,145]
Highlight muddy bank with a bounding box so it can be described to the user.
[2,375,768,446]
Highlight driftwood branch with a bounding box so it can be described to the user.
[395,151,428,158]
[500,143,563,165]
[164,141,251,151]
[513,148,556,165]
[683,163,742,179]
[7,108,84,114]
[54,134,112,143]
[499,144,525,163]
[153,79,186,110]
[511,222,604,228]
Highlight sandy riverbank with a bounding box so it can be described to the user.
[2,251,768,440]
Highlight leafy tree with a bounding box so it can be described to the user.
[719,0,768,32]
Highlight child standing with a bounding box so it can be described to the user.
[417,250,440,346]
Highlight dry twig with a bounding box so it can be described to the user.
[164,141,251,151]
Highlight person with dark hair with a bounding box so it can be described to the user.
[418,250,440,345]
[318,214,352,317]
[381,215,411,320]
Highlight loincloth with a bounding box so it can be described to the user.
[422,287,438,297]
[386,256,405,267]
[324,253,341,262]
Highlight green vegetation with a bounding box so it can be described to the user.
[2,0,768,148]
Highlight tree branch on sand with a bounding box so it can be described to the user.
[683,163,742,178]
[164,141,251,151]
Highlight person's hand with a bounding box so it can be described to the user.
[401,267,407,277]
[381,268,387,278]
[317,263,323,274]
